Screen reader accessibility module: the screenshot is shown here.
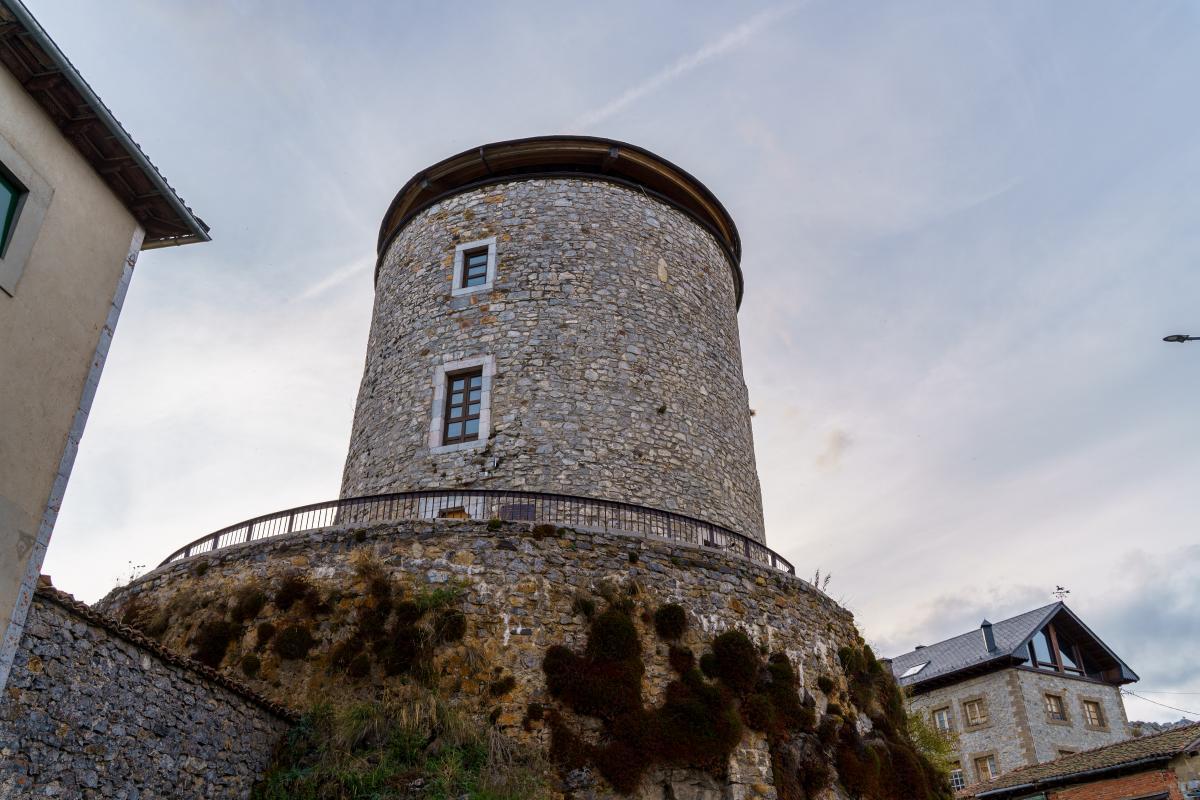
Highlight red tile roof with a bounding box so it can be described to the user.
[961,722,1200,798]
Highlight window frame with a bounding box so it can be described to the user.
[961,695,990,729]
[428,355,495,454]
[451,236,497,297]
[0,132,54,297]
[948,763,966,792]
[1043,692,1069,724]
[441,367,484,445]
[972,752,999,782]
[1080,697,1108,731]
[932,706,955,734]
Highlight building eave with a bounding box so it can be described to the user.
[0,0,209,247]
[376,135,744,307]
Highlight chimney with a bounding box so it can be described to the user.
[981,620,997,653]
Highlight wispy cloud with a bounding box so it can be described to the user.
[569,2,806,130]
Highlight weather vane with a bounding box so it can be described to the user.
[1053,586,1071,601]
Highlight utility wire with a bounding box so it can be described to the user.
[1133,690,1200,695]
[1121,689,1200,717]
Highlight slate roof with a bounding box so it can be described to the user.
[960,722,1200,797]
[889,603,1061,689]
[887,602,1138,691]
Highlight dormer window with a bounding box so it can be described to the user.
[1027,622,1091,677]
[900,661,928,679]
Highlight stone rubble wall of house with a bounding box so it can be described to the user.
[98,520,862,799]
[907,667,1131,785]
[341,178,766,541]
[0,592,291,799]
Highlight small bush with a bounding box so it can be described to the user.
[826,703,844,718]
[710,630,759,695]
[530,523,557,540]
[191,618,239,668]
[571,595,596,619]
[366,576,391,601]
[628,551,639,563]
[241,654,261,678]
[699,652,718,678]
[414,585,462,613]
[274,624,315,660]
[653,604,688,640]
[256,622,276,649]
[231,585,267,623]
[489,675,517,696]
[273,574,312,612]
[668,646,695,674]
[375,627,423,676]
[346,653,371,679]
[817,675,836,694]
[435,609,467,643]
[586,608,640,662]
[192,560,210,577]
[329,638,364,671]
[487,518,503,531]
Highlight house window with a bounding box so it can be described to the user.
[451,237,497,296]
[0,167,24,255]
[1082,700,1105,728]
[932,707,954,734]
[1044,693,1067,722]
[963,698,988,727]
[948,763,966,791]
[973,754,998,782]
[0,136,53,297]
[442,368,483,444]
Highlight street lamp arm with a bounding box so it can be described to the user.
[1163,334,1200,343]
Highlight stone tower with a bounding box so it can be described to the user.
[341,136,765,541]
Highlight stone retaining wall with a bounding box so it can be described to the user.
[0,588,291,799]
[98,520,866,799]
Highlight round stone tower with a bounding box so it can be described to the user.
[341,136,765,540]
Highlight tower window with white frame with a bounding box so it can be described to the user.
[451,237,496,296]
[427,354,495,454]
[442,369,483,444]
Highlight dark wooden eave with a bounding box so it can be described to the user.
[0,0,208,248]
[377,136,744,307]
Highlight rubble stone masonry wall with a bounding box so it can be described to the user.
[98,520,861,799]
[341,178,766,540]
[0,590,291,799]
[909,667,1131,785]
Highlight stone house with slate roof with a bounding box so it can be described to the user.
[959,720,1200,799]
[887,602,1140,790]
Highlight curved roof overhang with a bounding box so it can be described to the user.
[376,136,744,307]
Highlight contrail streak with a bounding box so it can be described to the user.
[569,2,805,130]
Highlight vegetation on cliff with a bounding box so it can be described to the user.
[542,600,953,799]
[252,685,553,800]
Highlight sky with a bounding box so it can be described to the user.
[30,1,1199,724]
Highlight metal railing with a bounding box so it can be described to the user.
[157,489,794,574]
